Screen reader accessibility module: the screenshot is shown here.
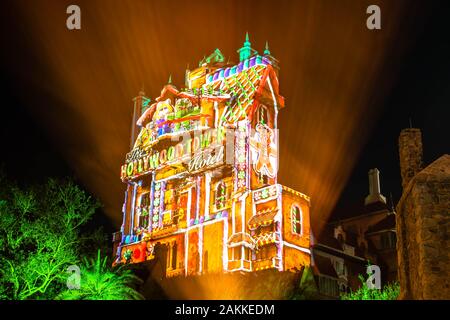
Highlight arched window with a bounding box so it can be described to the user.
[215,181,226,209]
[291,205,302,235]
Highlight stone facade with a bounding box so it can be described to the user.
[397,128,449,299]
[399,128,423,190]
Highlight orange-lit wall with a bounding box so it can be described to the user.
[202,220,225,273]
[187,228,200,275]
[283,247,310,271]
[282,190,310,249]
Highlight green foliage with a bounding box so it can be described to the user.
[56,250,144,300]
[123,249,133,263]
[290,266,321,300]
[340,274,400,300]
[0,177,100,300]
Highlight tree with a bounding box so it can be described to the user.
[0,176,100,300]
[56,250,144,300]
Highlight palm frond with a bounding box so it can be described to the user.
[56,250,144,300]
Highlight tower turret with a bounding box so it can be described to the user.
[262,41,279,70]
[264,41,271,55]
[237,32,257,62]
[130,89,150,149]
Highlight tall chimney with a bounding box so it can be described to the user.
[398,128,423,190]
[365,168,386,205]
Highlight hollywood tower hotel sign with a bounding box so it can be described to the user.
[113,34,311,276]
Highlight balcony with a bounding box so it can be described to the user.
[227,260,241,271]
[166,268,185,278]
[253,257,281,271]
[150,224,178,239]
[252,185,279,203]
[242,260,251,271]
[227,259,252,272]
[253,232,279,246]
[148,108,212,138]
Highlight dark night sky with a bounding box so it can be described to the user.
[0,0,449,234]
[333,3,450,219]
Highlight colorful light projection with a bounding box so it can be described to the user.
[121,127,226,180]
[113,35,312,285]
[14,0,418,299]
[15,1,416,251]
[250,124,277,179]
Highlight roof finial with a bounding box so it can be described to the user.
[168,74,172,84]
[238,32,253,62]
[264,41,271,55]
[244,32,251,48]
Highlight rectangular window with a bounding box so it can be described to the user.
[233,247,241,260]
[244,247,250,261]
[140,192,150,207]
[334,261,344,276]
[139,213,149,229]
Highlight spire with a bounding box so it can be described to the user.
[237,32,254,62]
[139,84,145,97]
[264,41,271,55]
[168,74,172,85]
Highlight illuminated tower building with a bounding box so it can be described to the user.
[113,35,311,276]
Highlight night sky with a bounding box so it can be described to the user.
[333,1,450,219]
[1,0,448,235]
